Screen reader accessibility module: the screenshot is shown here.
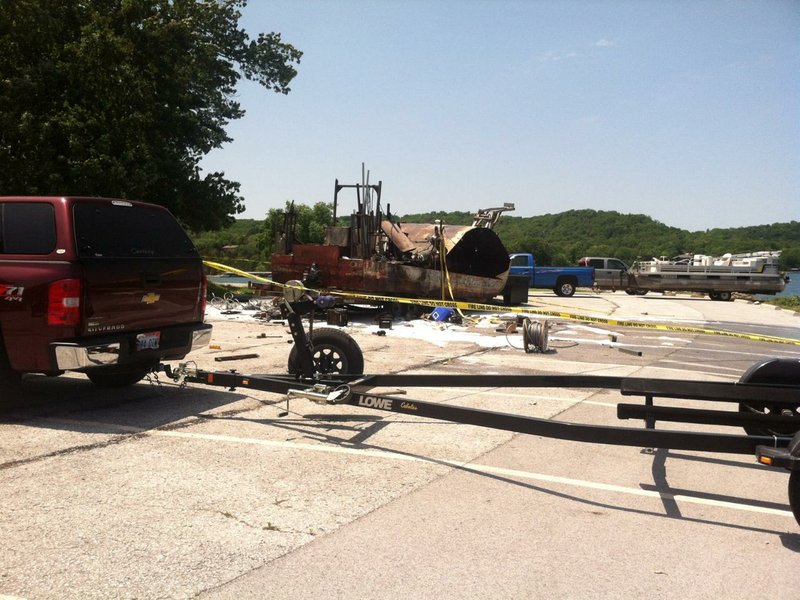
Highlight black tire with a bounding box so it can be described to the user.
[717,291,732,302]
[86,365,153,388]
[554,278,576,297]
[790,470,800,528]
[634,290,649,296]
[287,328,364,376]
[738,358,800,436]
[709,291,720,301]
[0,334,22,396]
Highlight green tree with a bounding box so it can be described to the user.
[0,0,301,230]
[259,201,334,263]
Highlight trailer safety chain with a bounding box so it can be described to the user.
[203,260,800,347]
[145,369,163,388]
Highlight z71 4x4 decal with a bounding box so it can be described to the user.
[0,284,24,302]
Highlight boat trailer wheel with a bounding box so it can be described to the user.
[738,358,800,437]
[287,328,365,376]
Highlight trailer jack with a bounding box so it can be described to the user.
[163,296,800,527]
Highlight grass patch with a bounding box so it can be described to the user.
[765,295,800,312]
[207,281,255,301]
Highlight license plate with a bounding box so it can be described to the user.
[135,332,161,351]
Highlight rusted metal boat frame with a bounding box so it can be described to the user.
[269,175,515,303]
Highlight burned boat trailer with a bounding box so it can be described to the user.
[269,176,525,306]
[163,291,800,529]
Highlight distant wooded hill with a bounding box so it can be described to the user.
[400,209,800,267]
[192,209,800,269]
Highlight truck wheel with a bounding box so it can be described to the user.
[288,328,364,376]
[554,278,576,297]
[86,365,154,388]
[717,291,732,302]
[709,291,720,300]
[738,358,800,437]
[0,335,22,393]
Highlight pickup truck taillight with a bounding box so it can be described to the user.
[48,279,82,326]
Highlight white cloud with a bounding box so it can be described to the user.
[595,38,617,48]
[539,39,617,63]
[538,49,581,63]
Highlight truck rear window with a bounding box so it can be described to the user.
[73,201,199,258]
[0,202,57,254]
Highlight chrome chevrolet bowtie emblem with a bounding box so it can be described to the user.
[141,293,160,304]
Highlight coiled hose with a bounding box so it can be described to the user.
[522,318,549,353]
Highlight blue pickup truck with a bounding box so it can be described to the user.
[509,253,595,297]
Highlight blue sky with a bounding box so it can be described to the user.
[201,0,799,231]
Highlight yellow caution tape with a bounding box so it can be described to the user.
[203,260,800,347]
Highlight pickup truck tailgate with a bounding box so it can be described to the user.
[80,258,203,335]
[72,199,205,336]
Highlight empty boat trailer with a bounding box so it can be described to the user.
[163,294,800,529]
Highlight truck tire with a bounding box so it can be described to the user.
[288,328,364,376]
[86,365,154,388]
[717,291,732,302]
[554,277,577,297]
[790,470,800,528]
[738,358,800,437]
[0,334,22,394]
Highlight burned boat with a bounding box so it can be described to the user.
[270,175,515,303]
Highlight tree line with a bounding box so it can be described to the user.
[0,0,301,231]
[192,204,800,270]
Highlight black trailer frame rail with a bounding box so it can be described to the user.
[165,367,797,456]
[162,364,800,526]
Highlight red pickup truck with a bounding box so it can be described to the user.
[0,196,211,393]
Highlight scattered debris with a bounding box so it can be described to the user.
[214,353,260,362]
[618,348,643,357]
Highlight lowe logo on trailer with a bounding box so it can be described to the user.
[358,396,393,410]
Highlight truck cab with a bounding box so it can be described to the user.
[509,253,595,297]
[578,257,630,291]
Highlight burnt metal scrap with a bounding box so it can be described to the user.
[270,172,515,302]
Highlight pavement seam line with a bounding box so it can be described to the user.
[32,417,795,520]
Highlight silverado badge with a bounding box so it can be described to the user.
[141,293,161,305]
